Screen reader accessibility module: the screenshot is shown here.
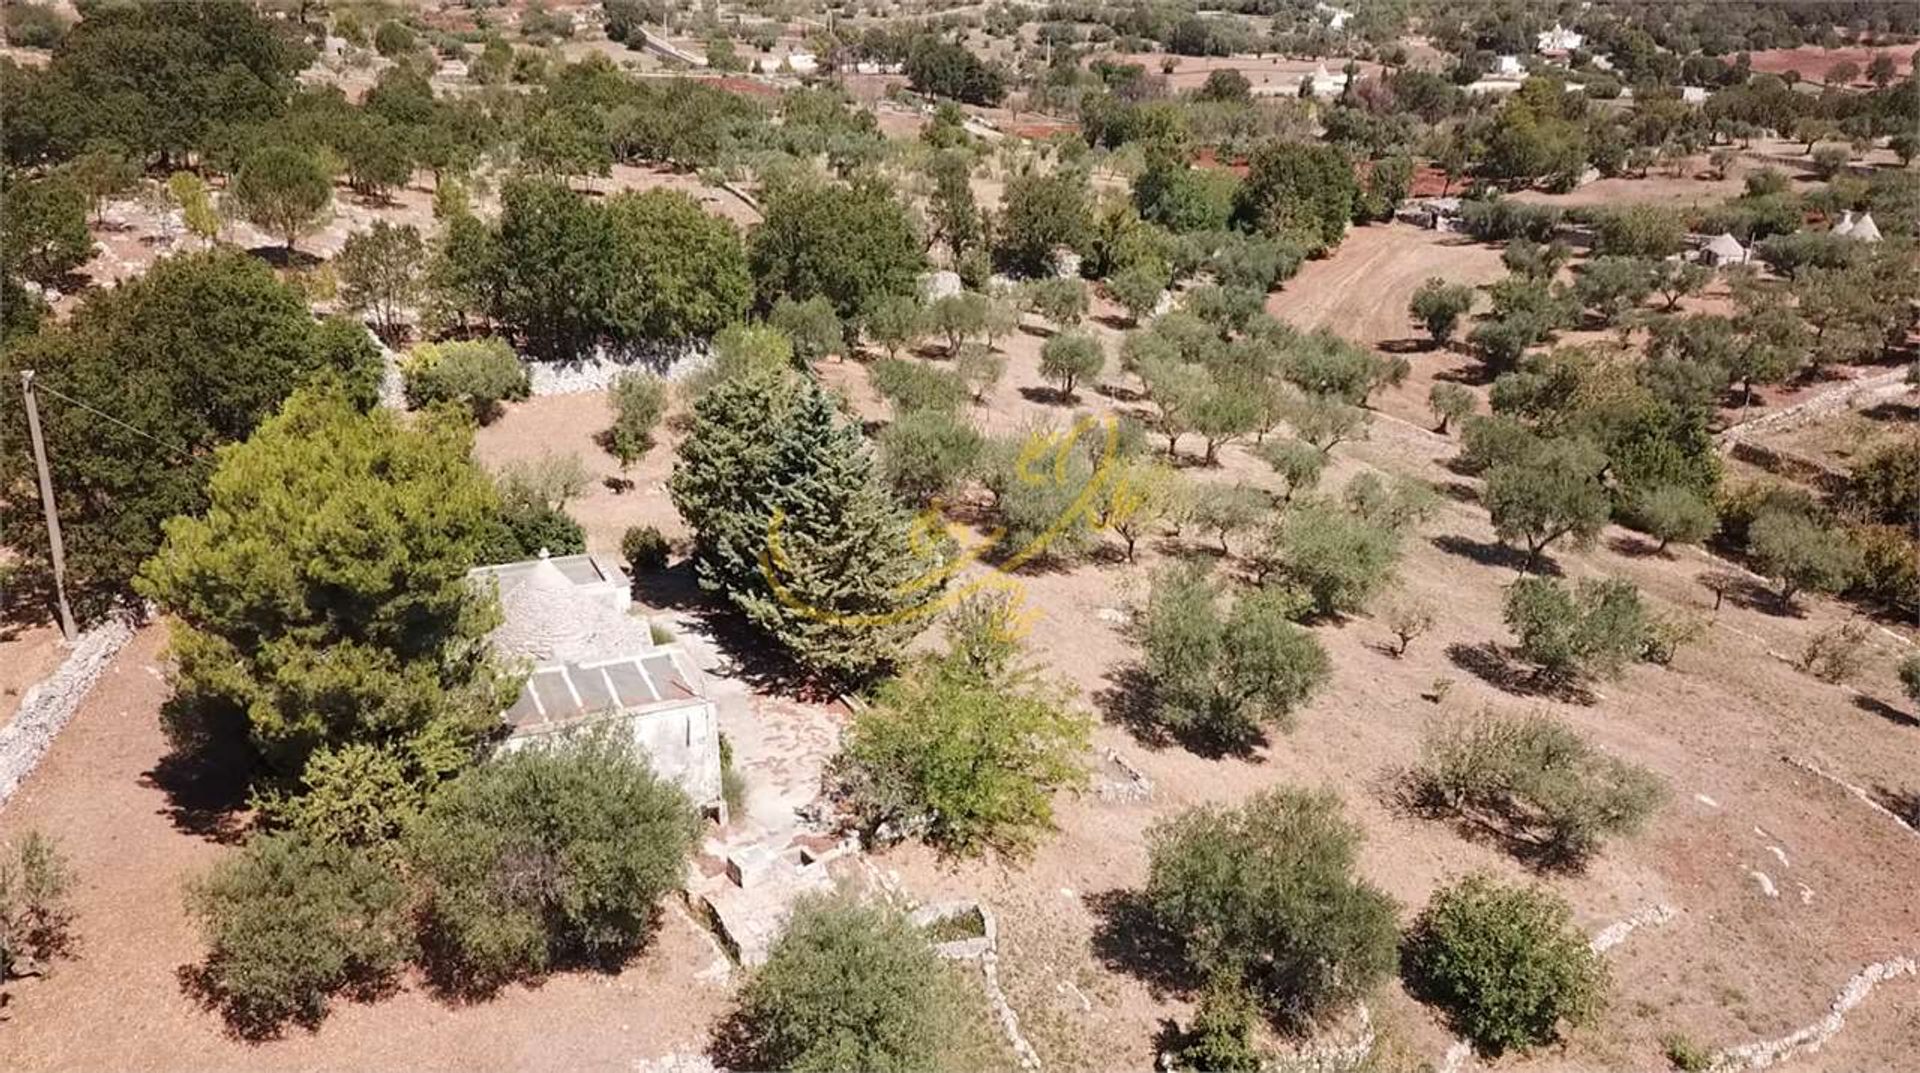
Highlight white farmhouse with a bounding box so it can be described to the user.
[471,552,724,818]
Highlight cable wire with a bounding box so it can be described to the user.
[28,380,212,467]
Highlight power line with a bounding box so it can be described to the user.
[27,380,212,468]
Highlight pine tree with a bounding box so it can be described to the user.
[671,372,946,683]
[741,385,946,682]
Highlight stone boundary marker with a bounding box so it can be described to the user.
[0,615,136,809]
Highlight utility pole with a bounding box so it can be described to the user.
[19,370,78,641]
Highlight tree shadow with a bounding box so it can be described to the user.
[1093,665,1270,759]
[1093,313,1140,331]
[1436,480,1480,504]
[1379,337,1429,354]
[1859,400,1919,424]
[176,951,405,1042]
[708,1004,765,1071]
[243,245,323,270]
[1853,693,1920,730]
[1018,385,1074,406]
[1433,362,1496,387]
[1870,785,1920,828]
[1094,382,1147,404]
[1085,888,1201,998]
[1429,534,1562,577]
[1443,641,1595,705]
[1606,533,1663,558]
[140,718,255,846]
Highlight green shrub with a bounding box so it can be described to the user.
[1663,1032,1712,1072]
[1748,508,1860,607]
[1,832,73,986]
[402,338,530,423]
[1170,970,1263,1072]
[606,371,668,467]
[1413,710,1666,868]
[406,732,697,994]
[832,654,1089,857]
[1899,653,1920,706]
[981,425,1101,563]
[1631,485,1718,552]
[870,357,970,415]
[187,832,413,1036]
[1141,565,1328,751]
[732,894,961,1072]
[622,525,670,571]
[1405,874,1608,1055]
[1256,499,1402,616]
[1503,577,1648,686]
[1146,788,1399,1020]
[878,409,983,505]
[1039,331,1106,398]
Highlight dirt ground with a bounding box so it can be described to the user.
[0,622,66,724]
[1097,50,1387,94]
[1745,44,1918,83]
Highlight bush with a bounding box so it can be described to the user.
[878,409,983,505]
[981,426,1101,563]
[1748,508,1860,607]
[1141,566,1330,751]
[1145,788,1399,1020]
[1405,874,1608,1055]
[1900,653,1920,706]
[1257,500,1401,617]
[622,525,670,571]
[1631,485,1717,552]
[481,497,585,563]
[1664,1033,1712,1072]
[606,371,668,467]
[402,339,530,423]
[1503,577,1649,686]
[1039,331,1105,398]
[1797,621,1869,684]
[1170,970,1263,1072]
[187,832,414,1036]
[1413,710,1666,868]
[832,654,1089,857]
[1,832,73,986]
[1843,436,1920,527]
[1411,279,1475,347]
[732,894,962,1072]
[870,357,970,415]
[406,733,697,994]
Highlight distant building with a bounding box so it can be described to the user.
[1298,62,1351,98]
[1397,197,1464,231]
[1492,53,1525,78]
[472,552,724,818]
[1833,210,1881,242]
[1537,24,1584,53]
[785,50,818,74]
[1680,85,1709,104]
[1700,232,1749,267]
[1316,2,1353,32]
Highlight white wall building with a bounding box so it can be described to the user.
[471,552,724,817]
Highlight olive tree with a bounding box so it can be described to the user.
[1039,331,1105,399]
[1747,508,1860,608]
[1140,566,1330,751]
[1410,278,1475,348]
[1406,874,1608,1054]
[731,894,964,1073]
[1502,576,1649,687]
[1145,788,1399,1020]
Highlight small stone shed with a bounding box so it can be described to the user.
[470,552,724,818]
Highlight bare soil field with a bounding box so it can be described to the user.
[1745,44,1918,83]
[1098,50,1386,94]
[0,622,66,724]
[1511,169,1749,211]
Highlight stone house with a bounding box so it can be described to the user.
[470,552,724,819]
